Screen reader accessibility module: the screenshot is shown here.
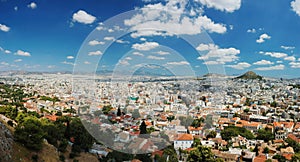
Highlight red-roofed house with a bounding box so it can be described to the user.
[174,134,194,150]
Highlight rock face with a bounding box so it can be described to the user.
[0,122,13,161]
[236,71,263,80]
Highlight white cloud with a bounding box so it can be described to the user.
[256,33,271,43]
[15,50,31,57]
[116,39,129,44]
[140,38,146,41]
[1,62,9,66]
[247,28,256,33]
[104,37,115,41]
[291,0,300,16]
[84,61,91,65]
[277,61,283,63]
[261,51,288,58]
[253,59,274,65]
[132,52,144,56]
[124,1,226,38]
[227,62,251,70]
[47,65,55,69]
[154,51,170,55]
[197,43,240,64]
[281,45,295,50]
[72,10,96,24]
[290,62,300,68]
[88,50,103,56]
[166,61,189,66]
[14,59,22,62]
[14,6,18,11]
[125,57,132,60]
[132,42,159,51]
[108,29,114,33]
[199,0,241,13]
[4,50,11,54]
[27,2,37,9]
[118,60,130,65]
[284,56,296,62]
[61,61,75,66]
[67,56,74,59]
[0,24,10,32]
[203,61,220,65]
[88,40,105,46]
[147,55,165,60]
[254,64,285,71]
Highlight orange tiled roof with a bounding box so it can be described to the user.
[282,153,293,161]
[176,134,193,141]
[253,155,266,162]
[44,115,58,121]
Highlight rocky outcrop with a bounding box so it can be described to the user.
[0,122,13,162]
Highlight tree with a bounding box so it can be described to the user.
[178,116,194,128]
[140,120,147,134]
[273,154,286,162]
[117,106,121,116]
[221,126,255,141]
[14,117,45,151]
[263,147,269,154]
[244,108,250,113]
[187,145,215,162]
[256,129,274,142]
[69,118,95,153]
[206,130,217,139]
[291,153,300,162]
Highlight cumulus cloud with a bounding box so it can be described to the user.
[254,64,285,71]
[27,2,37,9]
[1,62,9,66]
[203,61,220,65]
[247,28,256,33]
[284,56,296,62]
[116,39,129,44]
[0,24,10,32]
[67,56,74,59]
[104,37,115,41]
[256,33,271,43]
[290,62,300,68]
[72,10,96,24]
[132,42,159,51]
[166,61,189,66]
[61,61,75,66]
[118,60,130,65]
[281,45,295,50]
[154,51,170,55]
[291,0,300,16]
[4,50,11,54]
[88,50,103,56]
[132,52,144,56]
[47,65,56,69]
[124,1,227,38]
[84,61,91,65]
[199,0,241,13]
[260,51,288,58]
[88,40,105,46]
[147,55,165,60]
[253,59,274,65]
[226,62,251,70]
[14,59,22,62]
[197,43,240,64]
[15,50,31,57]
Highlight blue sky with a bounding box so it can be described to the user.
[1,0,300,78]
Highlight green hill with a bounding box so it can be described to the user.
[236,71,263,80]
